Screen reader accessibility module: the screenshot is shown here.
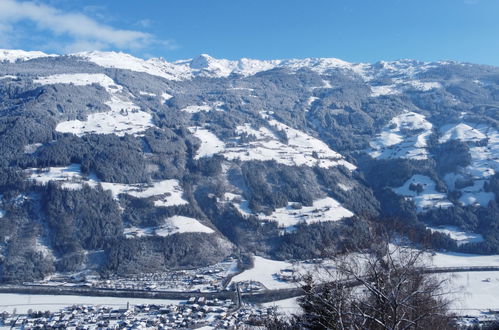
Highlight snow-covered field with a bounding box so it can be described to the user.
[405,80,442,91]
[369,112,433,160]
[370,84,399,97]
[0,75,17,80]
[125,216,214,238]
[0,293,182,314]
[431,251,499,268]
[230,257,297,290]
[191,114,356,170]
[428,225,484,245]
[181,102,224,113]
[27,164,188,207]
[261,297,301,315]
[446,271,499,315]
[439,122,499,206]
[0,49,55,63]
[392,174,453,212]
[27,164,98,190]
[101,180,188,208]
[258,197,354,230]
[34,73,154,137]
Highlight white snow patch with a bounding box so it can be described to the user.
[181,102,224,113]
[337,183,353,191]
[428,225,484,245]
[189,127,227,159]
[33,73,122,93]
[439,122,499,206]
[370,85,400,97]
[26,164,188,207]
[161,92,173,102]
[139,91,156,97]
[23,143,42,154]
[0,49,56,63]
[74,51,192,81]
[158,216,214,236]
[439,123,486,143]
[101,180,188,208]
[125,216,213,238]
[262,297,301,315]
[230,257,296,290]
[0,75,17,80]
[27,164,98,190]
[222,193,252,218]
[369,112,433,160]
[34,73,154,137]
[191,114,355,170]
[259,197,354,230]
[406,80,442,91]
[447,271,499,316]
[392,174,453,212]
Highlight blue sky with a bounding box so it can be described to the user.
[0,0,498,65]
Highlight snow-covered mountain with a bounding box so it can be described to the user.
[0,49,498,282]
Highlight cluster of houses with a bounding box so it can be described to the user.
[78,259,237,293]
[0,297,277,329]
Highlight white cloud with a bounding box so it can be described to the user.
[0,0,171,52]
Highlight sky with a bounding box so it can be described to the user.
[0,0,498,65]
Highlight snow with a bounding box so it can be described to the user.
[230,257,296,290]
[34,73,154,137]
[439,122,499,206]
[161,92,173,102]
[100,180,188,208]
[191,114,356,171]
[258,197,354,230]
[447,271,499,315]
[74,51,192,81]
[23,143,42,154]
[0,293,182,314]
[392,174,453,212]
[33,73,122,92]
[428,225,484,245]
[189,127,227,159]
[74,51,367,81]
[369,111,433,160]
[222,193,252,218]
[439,123,486,143]
[0,49,56,63]
[431,251,499,268]
[158,216,214,235]
[27,164,98,190]
[26,164,188,207]
[125,216,214,239]
[370,85,400,97]
[406,80,442,91]
[139,91,156,97]
[262,297,301,315]
[181,102,224,113]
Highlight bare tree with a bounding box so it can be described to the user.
[269,245,456,330]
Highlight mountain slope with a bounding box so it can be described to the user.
[0,50,499,282]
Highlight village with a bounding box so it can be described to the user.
[0,297,276,329]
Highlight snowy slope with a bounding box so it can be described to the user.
[369,112,433,160]
[439,122,499,206]
[34,73,154,136]
[0,49,56,63]
[258,197,354,230]
[190,114,356,170]
[125,216,214,238]
[392,174,453,212]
